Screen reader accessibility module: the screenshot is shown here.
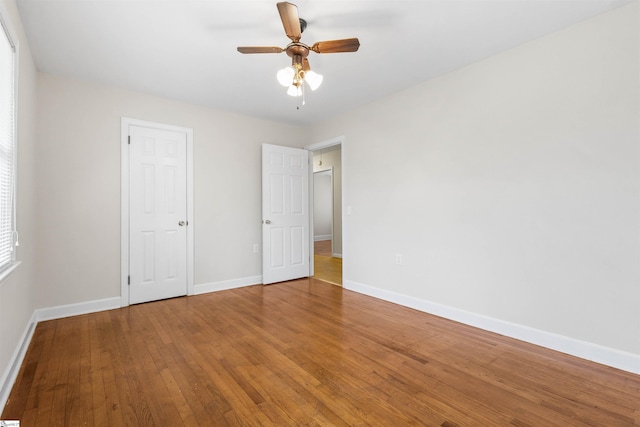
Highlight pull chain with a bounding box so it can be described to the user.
[296,82,305,110]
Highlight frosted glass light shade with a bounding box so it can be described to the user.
[305,70,323,91]
[277,67,294,87]
[287,84,302,97]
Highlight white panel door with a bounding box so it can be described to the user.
[262,144,309,284]
[129,125,187,304]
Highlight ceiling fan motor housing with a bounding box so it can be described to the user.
[286,43,310,67]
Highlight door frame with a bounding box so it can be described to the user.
[305,136,344,278]
[120,117,194,307]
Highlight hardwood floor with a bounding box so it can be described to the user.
[3,279,639,426]
[314,239,333,257]
[313,255,342,286]
[314,240,342,286]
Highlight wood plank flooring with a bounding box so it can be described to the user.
[314,240,342,286]
[314,240,333,257]
[3,279,640,426]
[313,255,342,286]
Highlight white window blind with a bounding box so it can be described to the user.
[0,19,16,274]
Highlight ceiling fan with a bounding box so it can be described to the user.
[237,2,360,100]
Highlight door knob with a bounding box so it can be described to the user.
[265,220,271,224]
[178,221,186,226]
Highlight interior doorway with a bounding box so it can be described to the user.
[308,141,343,286]
[261,144,310,284]
[120,118,194,306]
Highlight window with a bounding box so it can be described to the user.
[0,16,16,276]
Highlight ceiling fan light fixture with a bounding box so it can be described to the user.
[287,84,302,97]
[277,66,295,87]
[240,2,360,104]
[305,70,323,91]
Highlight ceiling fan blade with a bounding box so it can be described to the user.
[277,2,302,42]
[302,58,310,72]
[237,46,283,54]
[311,38,360,54]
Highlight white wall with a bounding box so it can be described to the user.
[36,73,307,308]
[310,2,640,360]
[313,170,332,239]
[0,0,38,406]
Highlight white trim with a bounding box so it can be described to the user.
[305,137,345,280]
[120,119,129,307]
[0,3,20,278]
[186,133,194,295]
[308,154,314,276]
[314,235,332,242]
[332,253,342,259]
[0,260,20,285]
[194,276,262,295]
[34,297,122,323]
[305,136,345,152]
[0,2,26,412]
[120,117,194,307]
[344,279,640,375]
[0,1,18,50]
[0,312,36,411]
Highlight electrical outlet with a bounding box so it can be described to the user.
[253,243,259,253]
[396,254,403,265]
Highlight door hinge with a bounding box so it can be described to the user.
[128,275,130,285]
[128,135,131,145]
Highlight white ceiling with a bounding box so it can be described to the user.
[17,0,633,125]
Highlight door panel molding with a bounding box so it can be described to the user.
[262,144,310,284]
[121,117,194,307]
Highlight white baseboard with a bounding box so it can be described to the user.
[35,297,122,323]
[0,312,37,411]
[194,276,262,295]
[332,253,342,259]
[344,280,640,375]
[314,235,332,241]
